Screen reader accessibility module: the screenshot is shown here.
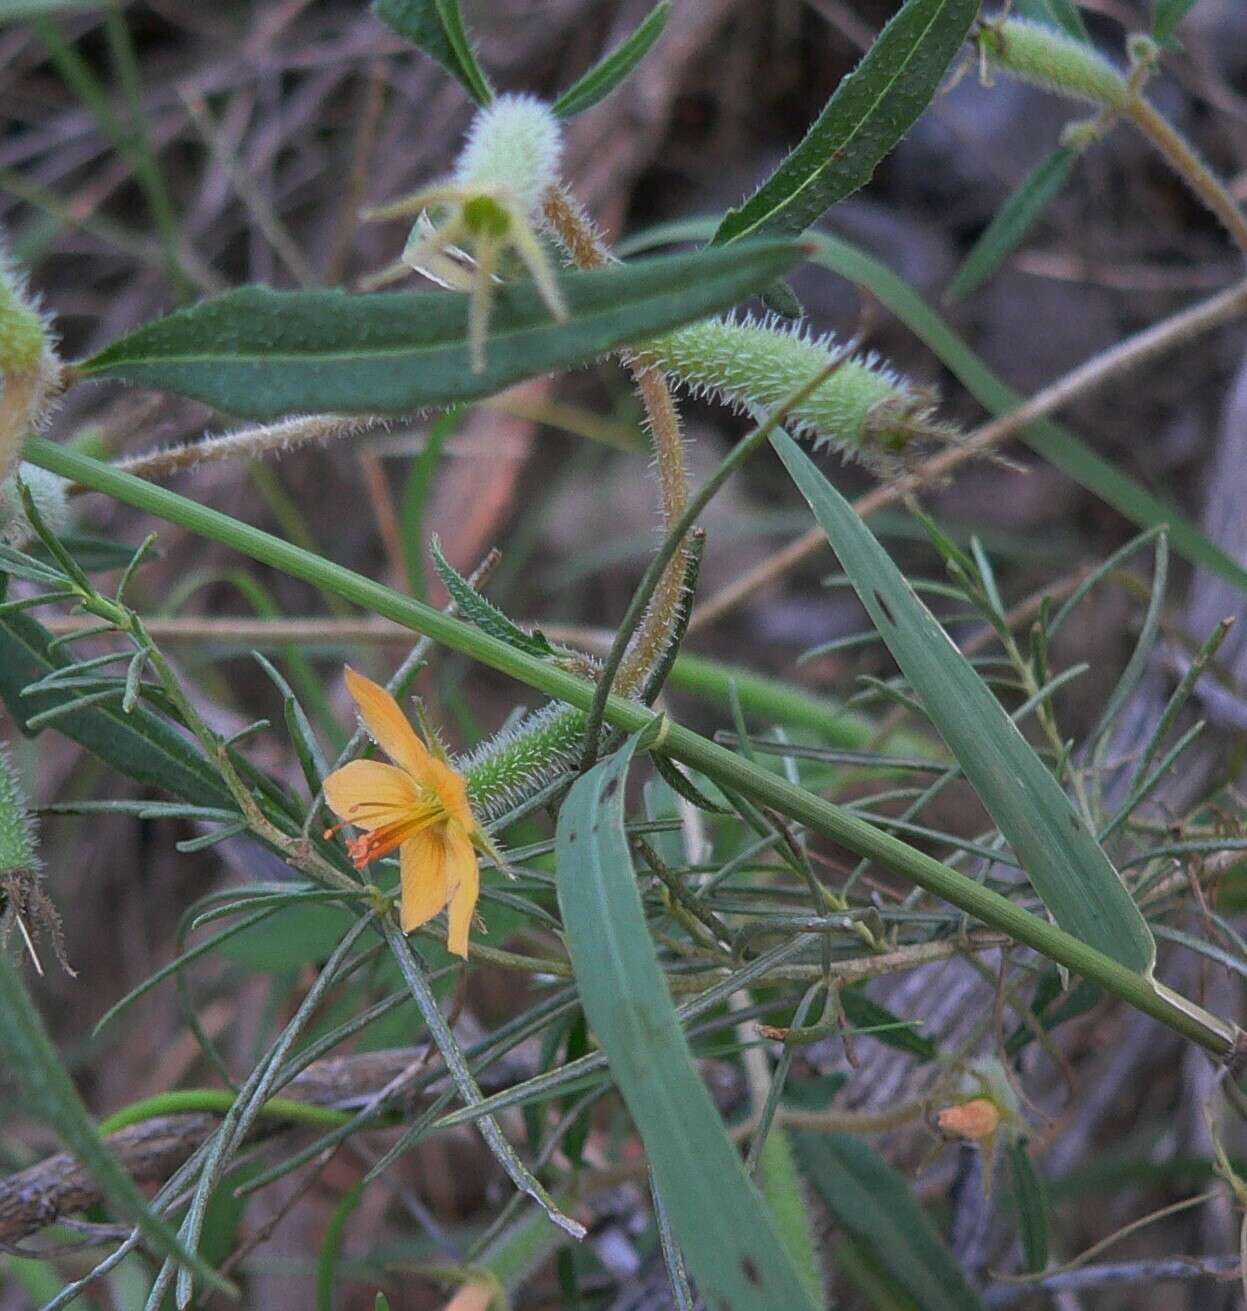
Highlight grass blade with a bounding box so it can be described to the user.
[772,428,1156,973]
[713,0,979,243]
[79,242,804,420]
[552,2,670,118]
[555,735,821,1311]
[0,952,233,1296]
[1008,1140,1050,1273]
[796,1131,985,1310]
[944,146,1079,303]
[382,920,586,1240]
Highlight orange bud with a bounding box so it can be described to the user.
[937,1097,1001,1141]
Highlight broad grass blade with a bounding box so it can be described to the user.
[944,147,1078,303]
[796,1131,985,1310]
[713,0,979,243]
[772,429,1155,973]
[555,736,822,1311]
[81,242,804,420]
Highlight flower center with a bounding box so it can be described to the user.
[325,795,449,869]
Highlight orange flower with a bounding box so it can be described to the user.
[323,667,495,957]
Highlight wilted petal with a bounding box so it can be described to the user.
[445,824,480,959]
[323,759,422,831]
[344,667,434,781]
[400,829,451,932]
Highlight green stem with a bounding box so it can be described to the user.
[98,1089,363,1136]
[24,436,1241,1062]
[580,357,843,767]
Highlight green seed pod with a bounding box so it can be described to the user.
[637,313,948,458]
[0,463,72,547]
[460,703,587,821]
[977,17,1131,110]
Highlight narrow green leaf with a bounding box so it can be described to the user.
[1008,1140,1049,1273]
[555,737,821,1311]
[80,243,804,421]
[1152,0,1198,43]
[316,1180,365,1311]
[713,0,979,243]
[430,536,555,657]
[0,610,231,807]
[0,952,234,1296]
[772,429,1156,973]
[944,147,1078,303]
[796,1132,985,1311]
[1014,0,1090,43]
[841,985,936,1060]
[552,2,670,118]
[758,1128,826,1308]
[372,0,493,104]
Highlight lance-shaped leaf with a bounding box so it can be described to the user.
[555,737,821,1311]
[796,1132,985,1311]
[944,146,1079,303]
[0,951,234,1295]
[713,0,979,244]
[79,241,804,421]
[1152,0,1198,45]
[553,2,670,118]
[373,0,493,104]
[772,429,1155,973]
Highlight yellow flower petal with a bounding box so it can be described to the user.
[323,759,422,830]
[445,824,480,959]
[427,756,475,830]
[344,667,434,782]
[400,829,451,932]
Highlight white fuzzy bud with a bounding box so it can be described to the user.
[454,94,563,217]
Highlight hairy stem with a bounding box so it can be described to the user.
[541,184,692,696]
[1126,95,1247,256]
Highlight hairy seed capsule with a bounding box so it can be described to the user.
[637,313,950,459]
[977,17,1131,110]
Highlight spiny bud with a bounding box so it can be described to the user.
[0,740,38,892]
[0,245,59,485]
[636,313,952,460]
[977,17,1131,110]
[0,463,72,547]
[458,703,587,821]
[454,94,563,219]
